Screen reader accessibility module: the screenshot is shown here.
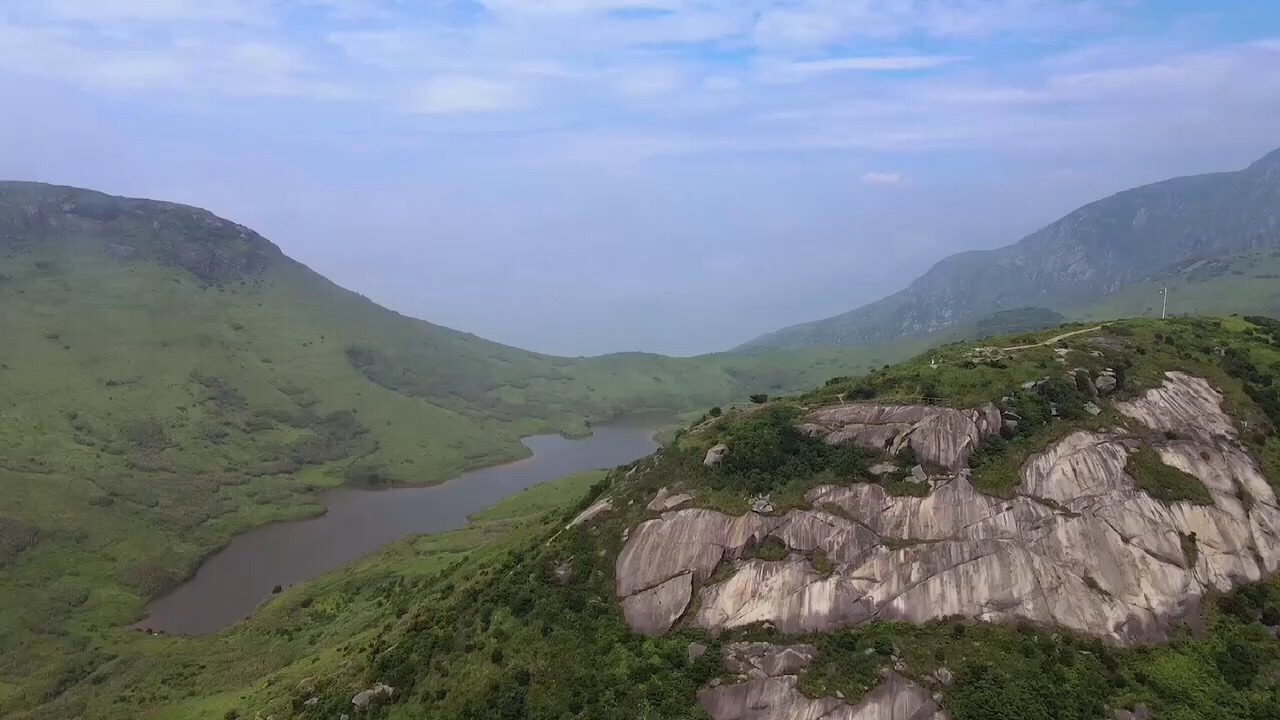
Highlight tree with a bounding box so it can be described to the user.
[749,394,769,404]
[709,407,722,417]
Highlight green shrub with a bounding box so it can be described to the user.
[1127,448,1213,506]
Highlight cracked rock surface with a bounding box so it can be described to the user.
[700,642,945,720]
[616,373,1280,644]
[800,403,1002,471]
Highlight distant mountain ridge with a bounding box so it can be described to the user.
[741,147,1280,349]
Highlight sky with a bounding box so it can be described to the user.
[0,1,1278,356]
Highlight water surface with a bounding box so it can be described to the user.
[137,414,666,634]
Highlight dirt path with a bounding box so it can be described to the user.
[1000,325,1106,352]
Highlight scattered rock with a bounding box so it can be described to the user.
[303,697,319,706]
[700,670,943,720]
[648,486,693,512]
[721,642,818,678]
[351,683,394,709]
[868,462,899,477]
[705,444,729,467]
[750,494,775,514]
[1114,705,1152,720]
[1095,374,1118,396]
[553,559,574,584]
[688,642,709,661]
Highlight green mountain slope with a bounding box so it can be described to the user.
[41,315,1278,720]
[742,147,1280,349]
[0,181,900,716]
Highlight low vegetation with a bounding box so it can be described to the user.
[1127,448,1215,506]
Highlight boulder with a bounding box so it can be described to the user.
[352,683,394,709]
[1084,401,1102,416]
[688,642,709,661]
[648,487,693,512]
[868,462,899,477]
[909,465,929,484]
[705,444,729,467]
[933,667,954,686]
[1095,374,1118,395]
[750,494,775,514]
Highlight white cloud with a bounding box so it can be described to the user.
[861,171,904,184]
[405,76,526,114]
[40,0,264,23]
[791,55,966,72]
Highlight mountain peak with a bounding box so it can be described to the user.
[1250,146,1280,173]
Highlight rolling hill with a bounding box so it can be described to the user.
[0,181,898,716]
[742,147,1280,349]
[29,315,1280,720]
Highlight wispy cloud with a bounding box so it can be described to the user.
[861,171,904,184]
[405,76,526,114]
[790,55,966,72]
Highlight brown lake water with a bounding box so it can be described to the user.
[136,414,667,634]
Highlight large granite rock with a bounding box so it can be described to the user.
[700,643,945,720]
[800,403,1001,471]
[617,373,1280,644]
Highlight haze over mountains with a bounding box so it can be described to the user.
[742,147,1280,349]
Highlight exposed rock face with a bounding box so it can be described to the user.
[700,643,945,720]
[616,374,1280,644]
[568,496,612,528]
[801,404,1001,471]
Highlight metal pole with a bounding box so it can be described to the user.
[1161,288,1168,319]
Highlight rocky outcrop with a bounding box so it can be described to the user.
[800,403,1001,471]
[352,683,394,709]
[568,496,612,528]
[700,642,945,720]
[647,486,693,512]
[706,443,729,467]
[616,373,1280,644]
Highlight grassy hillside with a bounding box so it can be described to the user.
[1069,248,1280,323]
[0,181,905,717]
[13,469,609,720]
[96,314,1276,720]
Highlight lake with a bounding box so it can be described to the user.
[135,414,667,634]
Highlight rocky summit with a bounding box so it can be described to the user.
[617,373,1280,653]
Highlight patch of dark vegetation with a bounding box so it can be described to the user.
[0,516,40,566]
[1127,448,1214,506]
[746,536,788,561]
[975,307,1066,339]
[192,372,248,410]
[119,562,181,598]
[703,405,878,496]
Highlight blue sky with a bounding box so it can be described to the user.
[1,0,1278,355]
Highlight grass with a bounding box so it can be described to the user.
[1127,448,1215,506]
[0,184,904,717]
[21,469,607,720]
[1068,250,1280,324]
